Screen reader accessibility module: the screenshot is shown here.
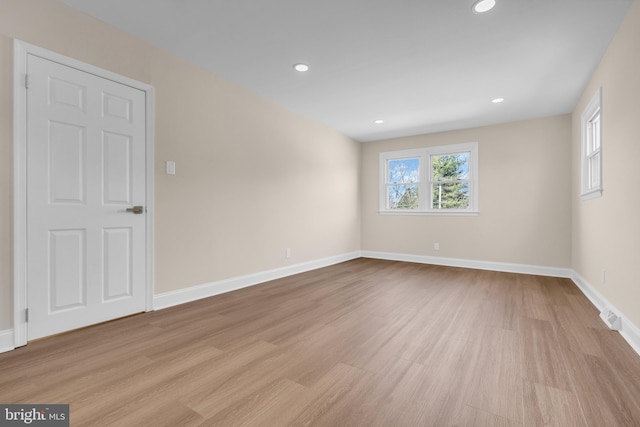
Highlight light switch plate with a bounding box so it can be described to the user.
[166,161,176,175]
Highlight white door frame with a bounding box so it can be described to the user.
[13,40,155,348]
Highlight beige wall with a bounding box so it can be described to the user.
[0,0,360,331]
[572,0,640,328]
[361,116,573,268]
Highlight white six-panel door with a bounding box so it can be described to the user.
[26,54,147,340]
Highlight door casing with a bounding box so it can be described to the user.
[13,40,155,348]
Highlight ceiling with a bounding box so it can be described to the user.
[57,0,632,142]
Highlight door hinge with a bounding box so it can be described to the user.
[24,74,29,89]
[25,308,29,322]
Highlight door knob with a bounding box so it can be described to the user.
[126,206,144,214]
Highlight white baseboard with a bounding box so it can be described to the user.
[360,250,572,278]
[0,329,14,354]
[570,271,608,311]
[571,272,640,357]
[154,251,361,310]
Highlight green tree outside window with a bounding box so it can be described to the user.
[431,154,469,209]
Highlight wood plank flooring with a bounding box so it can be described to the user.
[2,258,640,426]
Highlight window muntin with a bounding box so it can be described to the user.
[380,143,478,214]
[581,88,603,199]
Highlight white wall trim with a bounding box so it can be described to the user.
[361,250,573,278]
[570,271,607,310]
[13,39,29,349]
[0,330,14,354]
[154,251,361,310]
[571,272,640,357]
[13,40,155,347]
[144,87,156,313]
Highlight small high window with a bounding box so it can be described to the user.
[581,88,603,199]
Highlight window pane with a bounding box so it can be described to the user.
[588,115,601,153]
[432,182,469,209]
[592,114,601,150]
[589,153,601,189]
[388,158,420,184]
[431,153,469,181]
[388,184,419,209]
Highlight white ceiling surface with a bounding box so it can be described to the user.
[57,0,632,142]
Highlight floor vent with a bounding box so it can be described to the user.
[600,307,622,331]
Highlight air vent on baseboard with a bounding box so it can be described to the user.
[600,307,622,331]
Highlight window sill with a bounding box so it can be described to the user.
[379,210,479,217]
[580,188,603,200]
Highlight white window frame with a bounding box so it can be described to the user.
[379,142,479,215]
[581,87,603,200]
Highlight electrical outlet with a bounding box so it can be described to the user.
[286,248,292,259]
[434,242,440,251]
[601,269,606,285]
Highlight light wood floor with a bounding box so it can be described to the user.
[2,258,640,426]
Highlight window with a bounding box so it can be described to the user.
[380,142,478,214]
[581,88,603,199]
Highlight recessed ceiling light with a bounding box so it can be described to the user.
[492,97,505,103]
[293,63,309,72]
[472,0,496,13]
[374,119,385,124]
